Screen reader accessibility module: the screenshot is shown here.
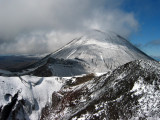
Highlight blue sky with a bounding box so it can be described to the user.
[121,0,160,58]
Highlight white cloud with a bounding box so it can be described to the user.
[0,0,139,54]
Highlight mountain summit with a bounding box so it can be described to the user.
[0,30,153,77]
[0,30,159,120]
[51,30,152,73]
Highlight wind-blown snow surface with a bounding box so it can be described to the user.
[0,30,158,120]
[0,60,160,120]
[52,30,152,73]
[0,76,62,120]
[41,60,160,120]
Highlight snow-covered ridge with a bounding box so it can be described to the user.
[0,30,153,77]
[0,58,159,120]
[41,60,160,120]
[0,30,159,120]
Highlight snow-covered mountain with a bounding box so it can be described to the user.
[0,30,159,120]
[1,60,159,120]
[52,30,152,72]
[0,30,153,77]
[41,60,160,120]
[22,30,153,77]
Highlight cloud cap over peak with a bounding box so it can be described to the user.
[0,0,138,54]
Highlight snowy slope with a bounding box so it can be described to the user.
[0,75,62,120]
[0,30,159,120]
[3,30,153,77]
[41,60,160,120]
[0,60,159,119]
[52,30,152,73]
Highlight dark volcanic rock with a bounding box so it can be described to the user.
[28,58,88,77]
[40,60,160,120]
[0,91,19,120]
[29,63,53,77]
